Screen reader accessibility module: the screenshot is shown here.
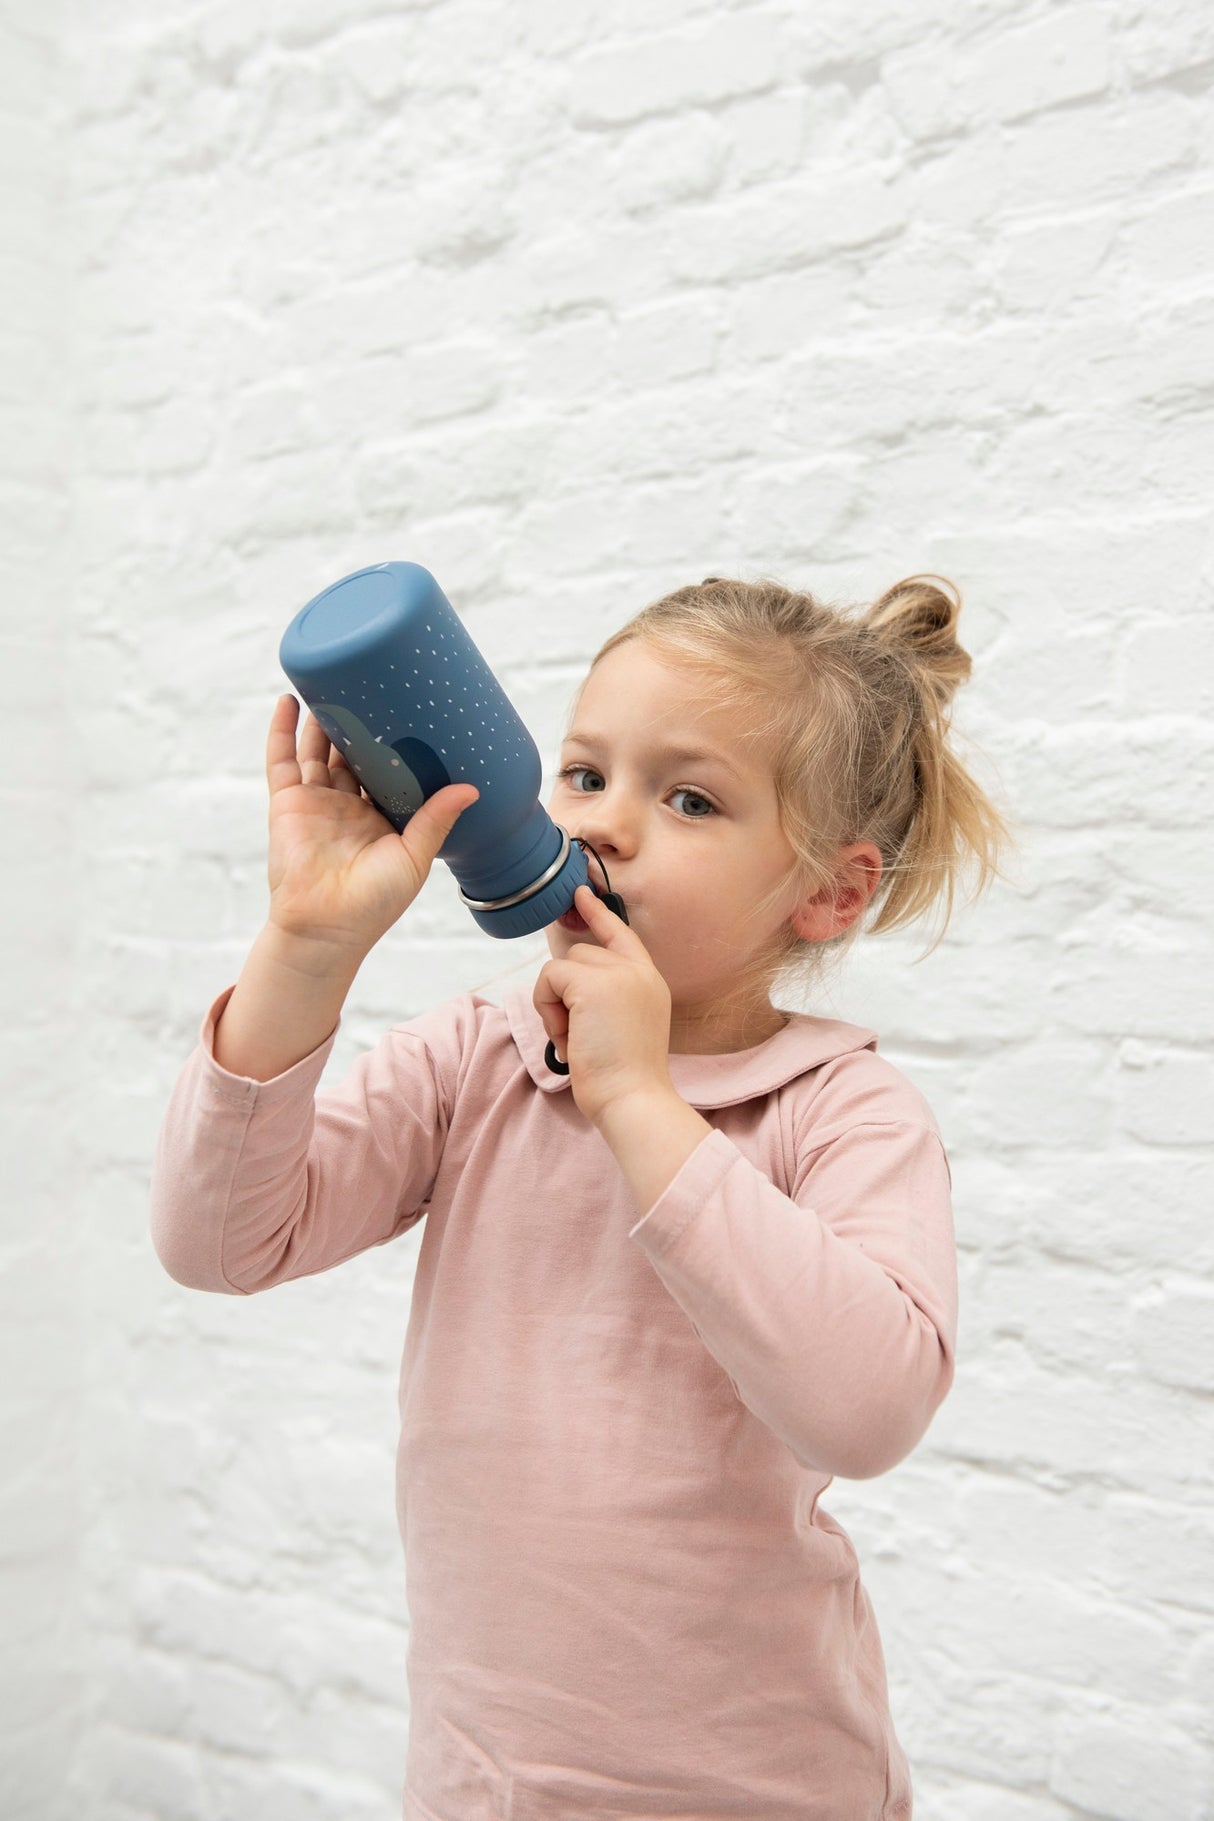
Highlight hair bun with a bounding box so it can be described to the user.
[865,574,972,707]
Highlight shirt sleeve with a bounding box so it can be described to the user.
[149,984,454,1295]
[627,1108,957,1482]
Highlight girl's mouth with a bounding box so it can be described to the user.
[556,877,631,934]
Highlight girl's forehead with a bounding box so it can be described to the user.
[580,641,727,714]
[572,645,766,765]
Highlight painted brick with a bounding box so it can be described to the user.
[1117,1041,1214,1147]
[1102,1495,1214,1614]
[1132,1281,1214,1394]
[1050,1705,1213,1821]
[569,17,783,126]
[887,8,1113,140]
[607,109,728,214]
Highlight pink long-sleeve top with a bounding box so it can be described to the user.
[150,973,957,1821]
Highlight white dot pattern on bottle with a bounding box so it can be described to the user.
[324,610,529,798]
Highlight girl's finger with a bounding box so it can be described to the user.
[532,963,571,1058]
[297,711,335,784]
[266,694,303,796]
[573,885,643,953]
[399,784,481,873]
[329,746,361,794]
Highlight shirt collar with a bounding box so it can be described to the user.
[498,975,877,1110]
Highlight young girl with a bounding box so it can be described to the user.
[151,572,1006,1821]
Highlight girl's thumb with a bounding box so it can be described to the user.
[405,784,480,863]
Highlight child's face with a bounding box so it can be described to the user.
[545,640,806,1052]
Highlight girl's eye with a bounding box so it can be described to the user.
[556,764,717,823]
[669,790,717,819]
[556,768,604,797]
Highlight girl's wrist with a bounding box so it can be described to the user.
[595,1085,713,1216]
[260,918,370,984]
[212,922,366,1081]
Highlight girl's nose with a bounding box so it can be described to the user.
[570,793,636,861]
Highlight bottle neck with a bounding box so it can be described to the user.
[441,800,567,902]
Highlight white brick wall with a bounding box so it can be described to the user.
[4,0,1211,1815]
[1,3,87,1817]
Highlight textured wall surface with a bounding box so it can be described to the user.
[1,3,87,1817]
[4,0,1213,1816]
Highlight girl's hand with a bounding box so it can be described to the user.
[534,886,674,1126]
[264,694,480,959]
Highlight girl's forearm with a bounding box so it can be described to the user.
[212,922,367,1081]
[595,1087,714,1218]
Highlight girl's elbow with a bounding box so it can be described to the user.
[827,1422,927,1482]
[150,1219,244,1296]
[816,1342,955,1480]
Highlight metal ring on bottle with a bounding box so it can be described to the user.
[458,827,573,913]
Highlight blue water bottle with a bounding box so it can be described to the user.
[278,562,593,939]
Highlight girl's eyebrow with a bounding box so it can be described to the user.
[562,731,748,784]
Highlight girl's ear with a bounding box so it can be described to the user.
[791,844,883,942]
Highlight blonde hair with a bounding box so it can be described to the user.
[571,573,1009,992]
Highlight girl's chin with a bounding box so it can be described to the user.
[556,906,589,933]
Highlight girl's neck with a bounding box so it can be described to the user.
[668,1000,789,1057]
